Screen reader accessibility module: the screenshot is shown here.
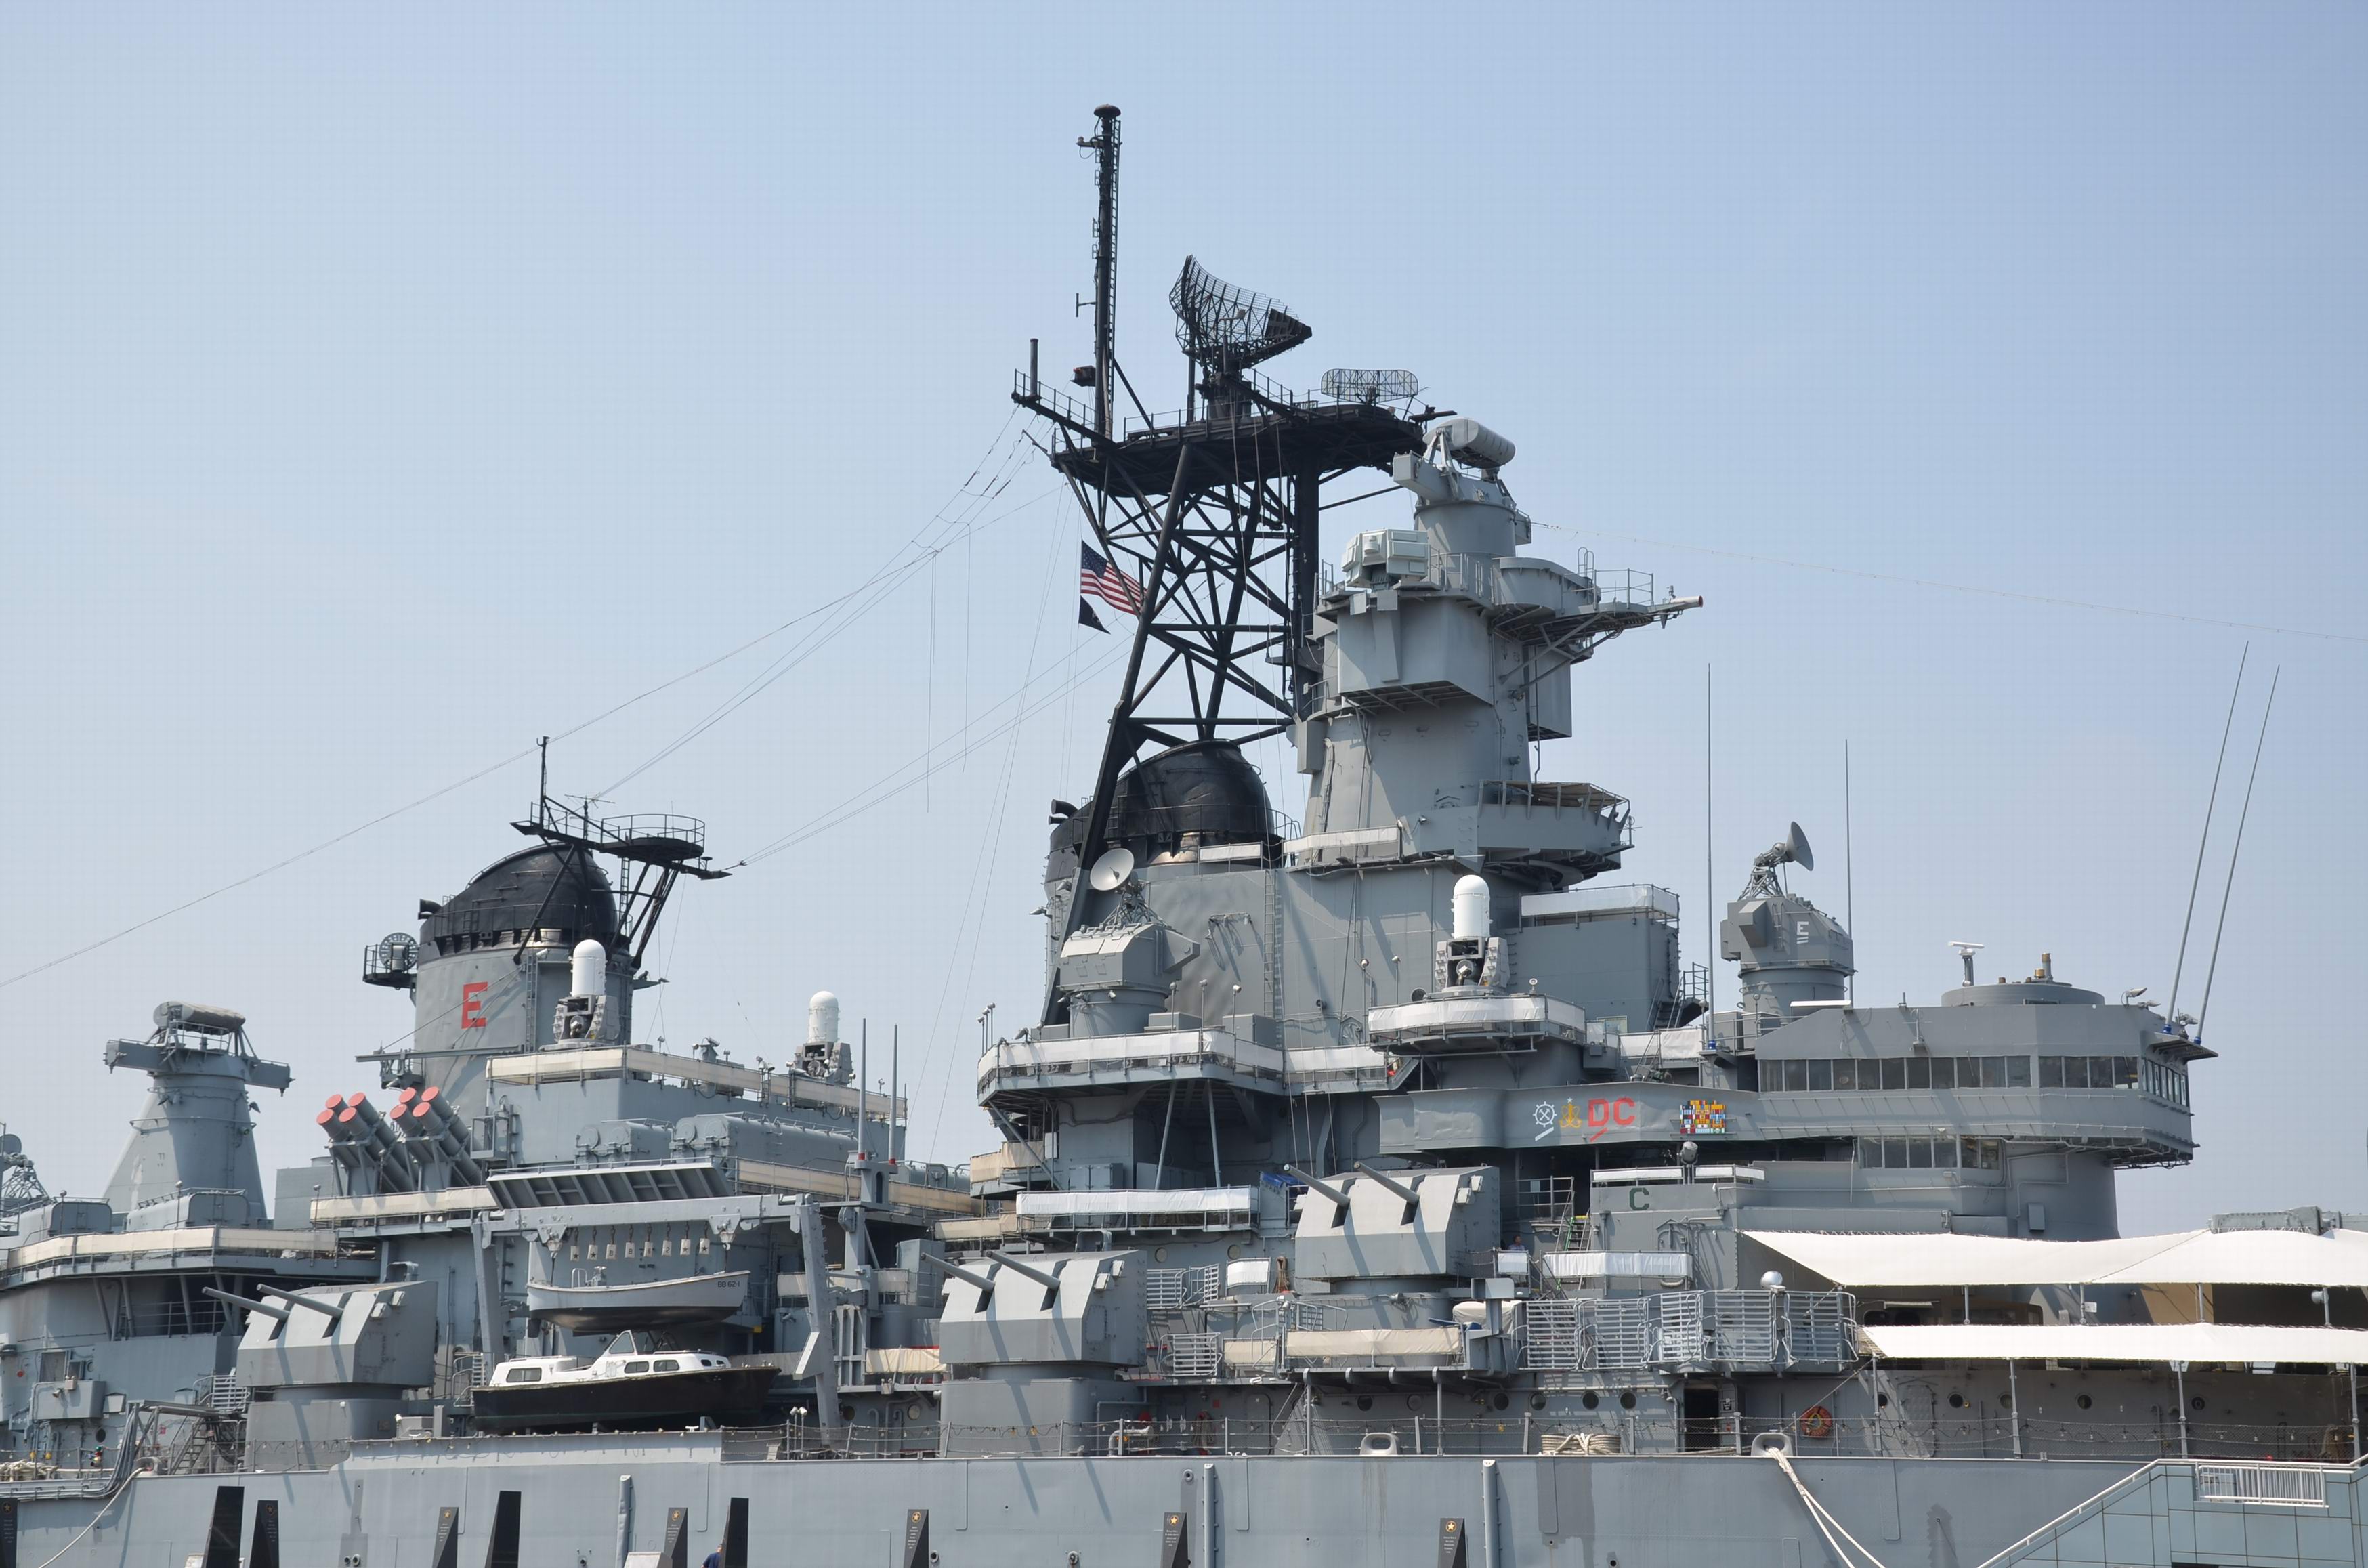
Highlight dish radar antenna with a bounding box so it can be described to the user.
[1743,822,1813,895]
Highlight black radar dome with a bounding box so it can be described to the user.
[421,846,620,953]
[1053,741,1272,861]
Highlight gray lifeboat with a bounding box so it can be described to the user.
[525,1268,752,1331]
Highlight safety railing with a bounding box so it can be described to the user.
[2194,1462,2329,1505]
[725,1415,1594,1460]
[1521,1290,1859,1373]
[1108,366,1390,440]
[1478,780,1631,820]
[195,1374,248,1416]
[1145,1266,1225,1312]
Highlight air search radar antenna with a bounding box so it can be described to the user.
[1744,822,1813,895]
[1949,941,1985,987]
[1086,846,1138,893]
[1172,257,1313,386]
[1319,368,1422,407]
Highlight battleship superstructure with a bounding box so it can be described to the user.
[3,106,2364,1568]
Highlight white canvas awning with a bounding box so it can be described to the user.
[1859,1321,2368,1365]
[1746,1227,2368,1290]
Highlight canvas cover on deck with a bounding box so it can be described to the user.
[1746,1227,2368,1290]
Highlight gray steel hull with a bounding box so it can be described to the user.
[10,1445,2365,1567]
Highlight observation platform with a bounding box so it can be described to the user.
[1015,373,1420,498]
[979,1025,1391,1105]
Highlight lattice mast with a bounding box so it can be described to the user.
[1014,106,1428,979]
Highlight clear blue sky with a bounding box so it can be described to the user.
[2,5,2361,1234]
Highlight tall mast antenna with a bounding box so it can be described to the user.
[1705,664,1715,1049]
[1844,737,1855,1007]
[2195,666,2278,1043]
[2168,644,2247,1021]
[1082,105,1120,441]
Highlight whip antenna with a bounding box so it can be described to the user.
[2168,645,2247,1020]
[2194,665,2279,1044]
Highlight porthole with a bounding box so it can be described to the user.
[1998,1393,2012,1412]
[1582,1392,1600,1410]
[1227,1244,1244,1260]
[1529,1394,1547,1412]
[1947,1393,1964,1408]
[1356,1396,1372,1412]
[1407,1395,1423,1412]
[1493,1393,1510,1412]
[2075,1394,2092,1410]
[1154,1247,1169,1263]
[1618,1391,1636,1411]
[2191,1395,2206,1412]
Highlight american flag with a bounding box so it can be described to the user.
[1080,543,1146,616]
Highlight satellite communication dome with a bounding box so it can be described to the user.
[1452,875,1492,941]
[808,991,841,1047]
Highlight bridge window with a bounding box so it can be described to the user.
[505,1367,543,1384]
[1861,1137,2000,1170]
[2038,1055,2141,1089]
[1781,1055,2033,1092]
[2140,1057,2190,1107]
